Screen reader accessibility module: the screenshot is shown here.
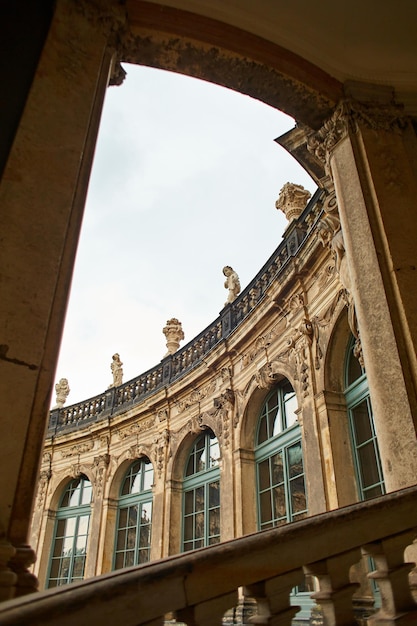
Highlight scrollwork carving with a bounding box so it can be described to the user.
[61,440,94,458]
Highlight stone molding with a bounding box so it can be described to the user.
[307,99,409,171]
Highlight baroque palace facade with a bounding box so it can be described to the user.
[30,182,406,620]
[1,1,417,625]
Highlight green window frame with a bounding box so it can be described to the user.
[47,475,92,588]
[114,458,154,569]
[345,341,385,501]
[255,381,307,530]
[182,430,220,552]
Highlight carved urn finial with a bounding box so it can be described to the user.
[53,378,70,408]
[163,318,185,357]
[275,182,311,222]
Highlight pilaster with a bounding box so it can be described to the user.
[309,98,417,491]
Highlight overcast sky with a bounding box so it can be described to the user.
[53,63,316,406]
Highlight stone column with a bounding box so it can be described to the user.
[0,0,125,595]
[309,98,417,491]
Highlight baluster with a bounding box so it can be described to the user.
[176,591,238,626]
[304,548,361,626]
[244,569,304,626]
[363,529,417,624]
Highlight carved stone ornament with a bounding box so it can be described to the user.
[307,99,408,173]
[175,380,217,414]
[53,378,70,409]
[92,454,110,498]
[163,318,185,357]
[61,440,94,458]
[109,353,123,388]
[223,266,241,306]
[275,182,311,222]
[154,429,170,478]
[117,417,155,440]
[206,389,236,448]
[255,363,279,390]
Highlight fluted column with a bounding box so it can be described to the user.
[0,0,126,596]
[309,98,417,492]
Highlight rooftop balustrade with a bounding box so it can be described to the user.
[48,189,325,435]
[2,485,417,625]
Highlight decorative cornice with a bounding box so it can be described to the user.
[307,99,409,170]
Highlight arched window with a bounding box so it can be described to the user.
[182,430,220,551]
[255,380,307,529]
[345,340,385,500]
[114,458,154,569]
[47,475,92,588]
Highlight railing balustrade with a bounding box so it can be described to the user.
[1,486,417,625]
[48,190,324,434]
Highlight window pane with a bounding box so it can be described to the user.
[77,515,89,536]
[80,482,92,505]
[284,391,298,429]
[118,507,128,528]
[270,406,281,437]
[351,401,373,445]
[195,512,204,539]
[65,517,76,537]
[209,508,220,539]
[257,415,268,445]
[72,556,85,579]
[184,516,193,542]
[68,481,82,507]
[116,529,126,551]
[195,486,204,512]
[184,490,194,515]
[258,459,271,491]
[209,481,220,508]
[143,463,154,490]
[271,452,284,485]
[358,443,381,489]
[259,490,272,525]
[209,439,220,467]
[290,475,306,514]
[272,485,286,520]
[288,442,303,478]
[347,350,363,386]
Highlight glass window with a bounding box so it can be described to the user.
[114,458,154,569]
[182,430,220,551]
[255,380,306,530]
[344,339,385,501]
[47,476,92,588]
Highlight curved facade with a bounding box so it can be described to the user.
[31,189,393,603]
[1,1,417,621]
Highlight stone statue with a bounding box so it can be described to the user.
[53,378,70,408]
[110,353,123,387]
[275,182,311,222]
[223,266,241,306]
[163,318,185,356]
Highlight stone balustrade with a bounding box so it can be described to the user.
[2,486,417,625]
[48,189,323,435]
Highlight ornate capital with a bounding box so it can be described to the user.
[307,99,408,172]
